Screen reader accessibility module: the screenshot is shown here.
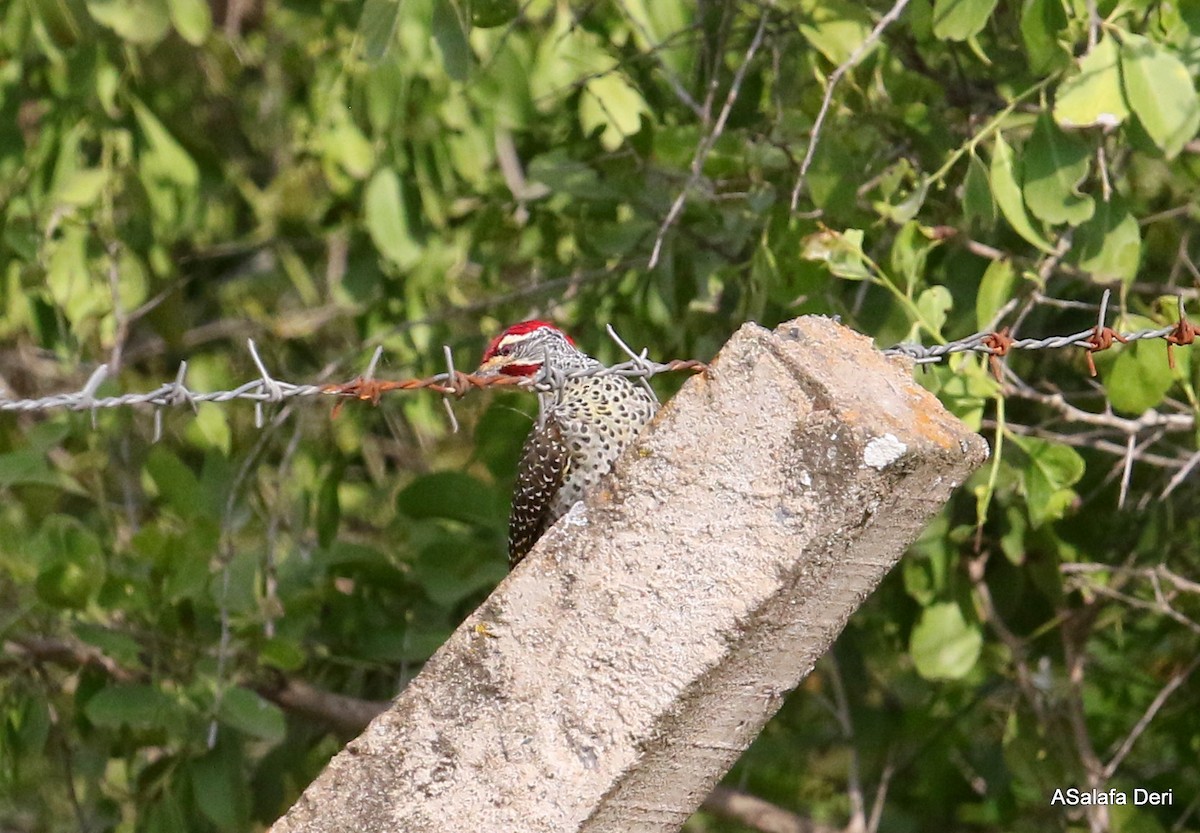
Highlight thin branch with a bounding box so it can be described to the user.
[1118,433,1135,509]
[1001,384,1196,435]
[701,786,841,833]
[826,654,866,833]
[790,0,912,211]
[1161,447,1200,498]
[1102,655,1200,780]
[2,635,139,683]
[615,0,703,116]
[648,11,770,269]
[988,420,1191,471]
[258,675,390,736]
[970,553,1049,724]
[1061,609,1107,833]
[865,755,894,833]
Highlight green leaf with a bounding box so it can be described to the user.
[804,133,860,217]
[144,446,203,517]
[46,225,105,328]
[323,118,375,181]
[932,365,996,431]
[364,168,420,268]
[411,539,506,606]
[1014,436,1084,527]
[396,471,503,528]
[902,556,939,606]
[874,177,928,225]
[132,99,200,238]
[916,286,952,336]
[259,638,306,672]
[167,0,211,44]
[530,11,614,104]
[431,0,472,82]
[620,0,690,75]
[4,695,51,759]
[34,516,105,610]
[86,685,182,730]
[474,398,532,479]
[75,623,145,671]
[316,465,341,549]
[85,0,171,43]
[132,100,199,189]
[470,0,519,28]
[1053,33,1128,129]
[1104,332,1174,416]
[358,0,401,62]
[143,790,188,833]
[999,504,1028,565]
[185,403,231,455]
[581,72,650,151]
[527,151,605,200]
[216,687,286,743]
[889,221,933,293]
[910,602,982,680]
[189,746,249,831]
[1022,113,1094,226]
[1019,0,1069,74]
[0,450,74,489]
[976,258,1015,329]
[797,0,875,65]
[54,169,109,208]
[1119,33,1200,158]
[1073,197,1141,284]
[801,227,872,280]
[932,0,999,42]
[962,151,996,228]
[115,247,149,311]
[990,133,1055,254]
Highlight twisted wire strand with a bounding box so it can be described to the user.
[0,290,1193,418]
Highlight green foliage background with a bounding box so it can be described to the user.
[2,0,1200,830]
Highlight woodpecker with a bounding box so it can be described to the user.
[475,321,658,569]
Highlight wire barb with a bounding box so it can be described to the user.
[1165,297,1197,371]
[247,339,284,428]
[441,345,461,434]
[364,346,384,381]
[605,324,661,405]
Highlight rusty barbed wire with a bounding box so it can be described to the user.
[1,291,1195,432]
[882,290,1196,378]
[0,328,709,435]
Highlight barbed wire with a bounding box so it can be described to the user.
[0,290,1195,435]
[882,290,1198,377]
[0,327,708,437]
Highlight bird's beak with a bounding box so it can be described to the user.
[475,355,542,378]
[475,355,513,377]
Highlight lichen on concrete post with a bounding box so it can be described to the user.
[269,316,989,833]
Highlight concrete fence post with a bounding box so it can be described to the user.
[269,316,989,833]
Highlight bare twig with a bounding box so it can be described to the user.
[790,0,912,211]
[615,0,703,116]
[648,12,769,269]
[701,786,841,833]
[2,635,138,683]
[826,654,866,833]
[1102,655,1200,780]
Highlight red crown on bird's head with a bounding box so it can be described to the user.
[481,320,574,362]
[478,320,578,377]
